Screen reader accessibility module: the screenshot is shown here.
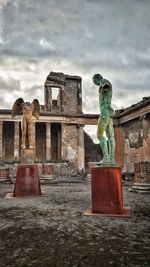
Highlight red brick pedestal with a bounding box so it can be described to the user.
[84,166,131,217]
[13,164,41,197]
[0,167,9,180]
[42,163,54,178]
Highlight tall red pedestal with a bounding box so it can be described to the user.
[13,164,41,197]
[85,166,130,217]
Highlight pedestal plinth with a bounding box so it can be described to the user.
[84,166,131,217]
[13,164,41,197]
[42,163,54,178]
[132,161,150,193]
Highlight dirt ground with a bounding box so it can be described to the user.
[0,179,150,267]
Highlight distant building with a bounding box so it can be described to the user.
[0,72,97,176]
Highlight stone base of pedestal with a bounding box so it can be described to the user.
[13,164,41,197]
[21,149,34,164]
[132,161,150,194]
[84,166,131,217]
[84,207,131,217]
[131,182,150,194]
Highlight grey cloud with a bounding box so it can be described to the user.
[22,84,44,103]
[0,0,150,111]
[0,75,21,108]
[0,95,10,108]
[0,75,21,92]
[1,0,150,59]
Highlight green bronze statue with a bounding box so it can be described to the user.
[93,73,116,165]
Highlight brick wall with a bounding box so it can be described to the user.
[122,117,150,173]
[114,126,124,168]
[62,124,78,169]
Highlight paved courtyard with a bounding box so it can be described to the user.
[0,179,149,267]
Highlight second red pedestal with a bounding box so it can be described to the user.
[13,164,41,197]
[85,166,130,217]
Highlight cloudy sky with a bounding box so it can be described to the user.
[0,0,150,115]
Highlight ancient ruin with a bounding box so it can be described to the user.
[0,71,149,191]
[0,72,98,179]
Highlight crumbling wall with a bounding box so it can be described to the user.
[123,117,150,173]
[63,78,80,113]
[62,124,79,171]
[45,72,82,114]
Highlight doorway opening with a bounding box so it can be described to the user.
[51,123,61,161]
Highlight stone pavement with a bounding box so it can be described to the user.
[0,180,149,267]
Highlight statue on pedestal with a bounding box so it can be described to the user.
[12,98,40,149]
[92,74,116,165]
[11,98,41,197]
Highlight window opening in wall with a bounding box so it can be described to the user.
[51,87,61,111]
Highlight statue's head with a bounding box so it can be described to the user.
[92,73,103,86]
[22,102,33,109]
[100,78,112,90]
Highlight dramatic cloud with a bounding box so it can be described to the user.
[0,0,150,115]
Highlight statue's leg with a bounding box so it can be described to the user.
[28,119,33,149]
[106,118,116,164]
[21,118,26,149]
[97,116,109,164]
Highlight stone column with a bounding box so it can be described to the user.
[0,121,3,160]
[14,121,20,160]
[61,123,67,161]
[46,122,51,161]
[44,83,51,112]
[78,125,85,171]
[142,116,150,161]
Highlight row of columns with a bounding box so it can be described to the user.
[0,121,85,171]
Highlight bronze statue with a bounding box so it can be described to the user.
[12,98,40,149]
[93,74,116,165]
